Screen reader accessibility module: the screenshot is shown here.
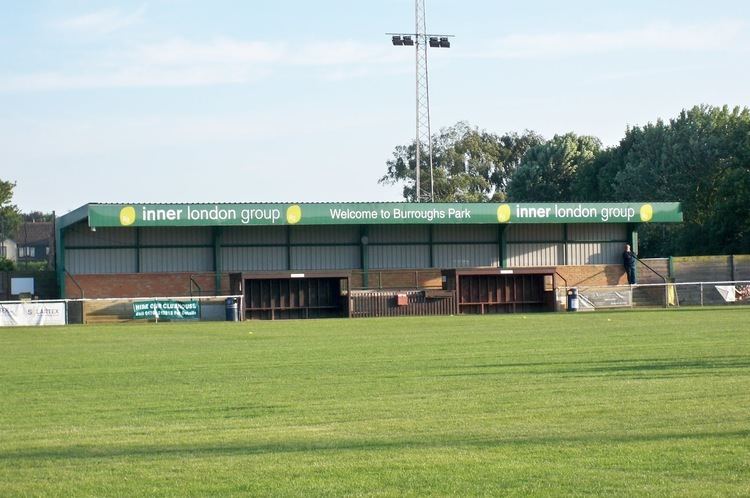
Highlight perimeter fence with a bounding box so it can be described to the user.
[559,281,750,311]
[0,295,243,326]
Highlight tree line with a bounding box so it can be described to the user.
[380,105,750,257]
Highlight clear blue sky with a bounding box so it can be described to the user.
[2,0,749,214]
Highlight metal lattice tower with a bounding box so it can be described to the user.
[388,2,451,203]
[414,0,433,203]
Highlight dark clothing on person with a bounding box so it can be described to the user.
[623,250,637,284]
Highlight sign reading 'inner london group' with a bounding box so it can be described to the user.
[87,202,683,228]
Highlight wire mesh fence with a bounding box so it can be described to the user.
[558,281,750,311]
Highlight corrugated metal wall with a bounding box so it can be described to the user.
[63,219,631,274]
[66,248,137,274]
[290,246,360,270]
[140,227,212,245]
[369,245,429,269]
[140,248,213,272]
[433,244,498,268]
[433,225,496,243]
[506,243,563,267]
[66,223,136,246]
[221,247,287,272]
[291,225,359,244]
[566,242,623,265]
[506,224,563,242]
[65,222,137,273]
[369,225,428,243]
[223,226,286,245]
[566,224,626,265]
[506,225,563,267]
[506,224,627,267]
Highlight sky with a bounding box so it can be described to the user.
[2,0,749,215]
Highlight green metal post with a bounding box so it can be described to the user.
[498,225,507,268]
[135,228,141,273]
[286,225,292,271]
[360,225,369,288]
[56,224,65,298]
[428,224,434,268]
[213,227,223,294]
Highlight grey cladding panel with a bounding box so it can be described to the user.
[369,245,429,269]
[506,243,563,267]
[506,224,563,242]
[223,226,286,245]
[221,247,287,271]
[568,224,626,242]
[290,246,359,270]
[140,227,212,245]
[432,225,496,243]
[566,242,623,265]
[140,248,213,272]
[290,225,359,244]
[65,248,137,274]
[65,223,135,247]
[368,225,429,243]
[433,244,498,268]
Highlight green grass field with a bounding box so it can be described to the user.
[1,309,749,497]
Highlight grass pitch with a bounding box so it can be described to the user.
[1,309,749,496]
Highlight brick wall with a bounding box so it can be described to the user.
[66,265,632,299]
[554,264,628,287]
[64,272,228,298]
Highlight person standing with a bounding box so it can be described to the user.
[623,243,637,285]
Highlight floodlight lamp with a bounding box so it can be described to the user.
[439,37,450,48]
[402,36,414,46]
[392,35,403,46]
[429,37,439,47]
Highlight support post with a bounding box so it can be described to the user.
[498,225,507,268]
[135,227,141,273]
[286,225,292,271]
[360,225,369,289]
[56,224,65,298]
[428,224,434,268]
[213,227,223,294]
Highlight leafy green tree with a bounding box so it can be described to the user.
[380,122,543,202]
[563,105,750,256]
[0,179,22,244]
[508,133,602,201]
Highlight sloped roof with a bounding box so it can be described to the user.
[17,222,54,246]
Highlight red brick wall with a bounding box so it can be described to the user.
[64,272,229,298]
[555,264,627,287]
[65,266,628,298]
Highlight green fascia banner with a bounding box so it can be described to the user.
[89,202,683,228]
[133,300,200,320]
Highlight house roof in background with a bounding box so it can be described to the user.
[17,222,54,245]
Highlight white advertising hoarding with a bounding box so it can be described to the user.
[0,302,66,326]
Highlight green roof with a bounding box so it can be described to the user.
[56,202,683,229]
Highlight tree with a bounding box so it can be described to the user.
[568,105,750,256]
[380,122,543,202]
[508,133,601,201]
[22,211,54,222]
[0,179,21,244]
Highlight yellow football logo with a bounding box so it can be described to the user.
[119,206,136,226]
[640,204,653,222]
[497,204,511,223]
[286,204,302,224]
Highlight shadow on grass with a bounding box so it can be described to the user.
[436,356,750,379]
[2,429,748,462]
